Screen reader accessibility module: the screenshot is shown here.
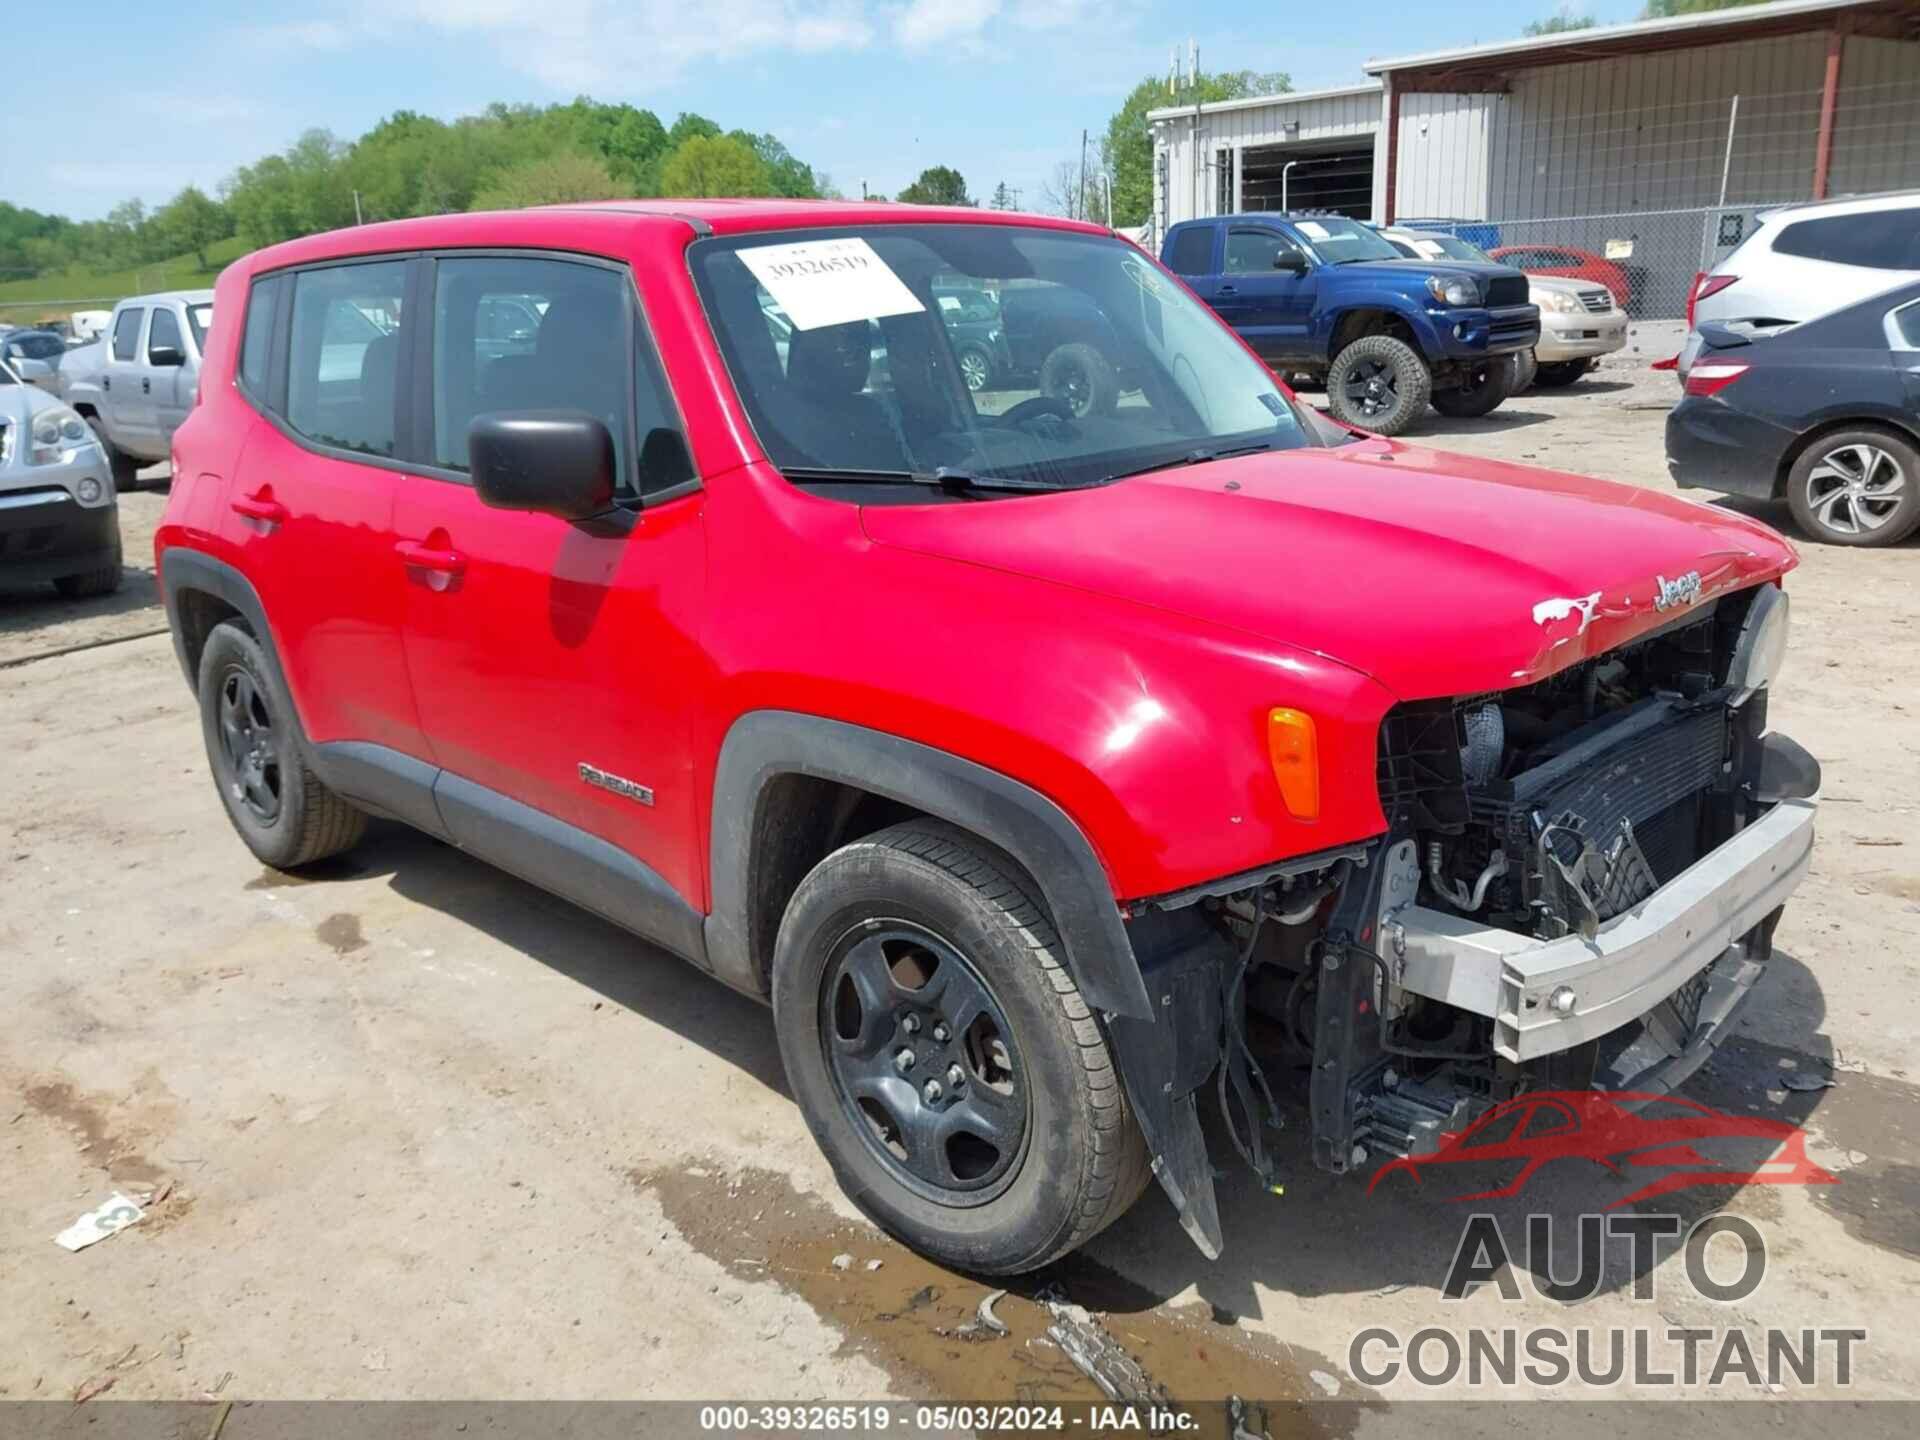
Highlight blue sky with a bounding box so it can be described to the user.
[8,0,1643,222]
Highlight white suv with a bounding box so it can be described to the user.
[1679,191,1920,376]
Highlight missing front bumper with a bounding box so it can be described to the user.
[1383,795,1816,1062]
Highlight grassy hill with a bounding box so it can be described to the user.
[0,235,249,323]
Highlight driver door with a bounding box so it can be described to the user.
[1220,227,1314,364]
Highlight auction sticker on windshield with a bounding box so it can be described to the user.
[737,237,924,331]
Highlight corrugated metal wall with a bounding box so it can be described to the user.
[1150,87,1381,232]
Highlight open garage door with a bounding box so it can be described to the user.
[1240,141,1374,219]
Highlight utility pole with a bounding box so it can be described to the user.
[353,190,364,225]
[1078,130,1088,221]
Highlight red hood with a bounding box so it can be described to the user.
[861,438,1796,699]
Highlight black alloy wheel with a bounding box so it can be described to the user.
[821,921,1028,1202]
[216,666,283,824]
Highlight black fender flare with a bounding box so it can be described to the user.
[160,548,291,704]
[704,711,1153,1020]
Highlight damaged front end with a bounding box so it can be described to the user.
[1110,582,1817,1259]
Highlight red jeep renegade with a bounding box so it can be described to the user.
[157,201,1816,1273]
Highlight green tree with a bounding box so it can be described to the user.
[1524,6,1596,31]
[153,186,232,268]
[658,134,772,197]
[989,182,1014,211]
[896,166,973,207]
[1640,0,1767,14]
[1101,69,1290,228]
[470,152,620,210]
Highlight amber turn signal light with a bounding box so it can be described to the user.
[1267,708,1319,821]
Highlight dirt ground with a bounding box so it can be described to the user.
[3,353,1917,1418]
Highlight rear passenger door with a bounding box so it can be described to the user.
[104,306,158,456]
[391,252,708,920]
[229,259,435,796]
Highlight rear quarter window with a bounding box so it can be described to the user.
[1773,209,1920,270]
[239,276,282,397]
[1167,226,1215,277]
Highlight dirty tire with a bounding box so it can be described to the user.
[1325,335,1430,436]
[772,820,1150,1275]
[1430,357,1514,419]
[1039,342,1119,420]
[1785,426,1920,548]
[197,621,367,869]
[1533,358,1592,388]
[53,563,122,599]
[87,416,142,491]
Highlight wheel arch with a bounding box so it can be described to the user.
[705,711,1153,1020]
[1328,306,1422,357]
[1774,413,1920,499]
[160,548,304,730]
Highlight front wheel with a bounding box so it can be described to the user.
[1039,342,1118,420]
[1509,349,1538,394]
[1786,428,1920,547]
[772,821,1149,1274]
[1430,357,1514,419]
[956,343,994,393]
[1534,358,1593,388]
[1325,335,1431,436]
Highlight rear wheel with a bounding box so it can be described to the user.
[1533,358,1593,388]
[1786,428,1920,547]
[86,416,142,492]
[197,622,367,868]
[1325,335,1430,436]
[1039,342,1118,420]
[772,820,1148,1274]
[1430,357,1514,419]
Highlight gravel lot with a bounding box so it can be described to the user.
[3,354,1917,1416]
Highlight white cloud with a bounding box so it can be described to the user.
[892,0,1000,50]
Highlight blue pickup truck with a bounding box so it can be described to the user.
[1161,213,1540,435]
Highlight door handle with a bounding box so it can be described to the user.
[102,375,111,391]
[142,376,151,394]
[230,494,287,526]
[1218,284,1238,295]
[395,539,467,576]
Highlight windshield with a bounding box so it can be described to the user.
[1291,217,1403,264]
[0,356,18,386]
[188,304,213,352]
[4,332,66,362]
[1394,232,1496,265]
[690,224,1309,493]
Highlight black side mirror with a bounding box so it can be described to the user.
[470,411,616,520]
[148,344,185,367]
[1273,251,1308,273]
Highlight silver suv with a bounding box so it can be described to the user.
[0,356,121,597]
[1679,191,1920,376]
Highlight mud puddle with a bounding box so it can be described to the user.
[22,1078,165,1188]
[637,1164,1370,1437]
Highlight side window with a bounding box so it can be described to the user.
[147,306,182,359]
[431,254,692,496]
[1892,301,1920,350]
[285,261,408,459]
[239,275,281,396]
[1774,210,1920,270]
[1225,229,1303,273]
[1167,226,1215,277]
[111,308,145,362]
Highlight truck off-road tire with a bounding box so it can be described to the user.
[1039,342,1119,420]
[87,416,143,492]
[1533,358,1593,388]
[1430,357,1514,419]
[1785,427,1920,548]
[197,621,367,869]
[1326,335,1430,436]
[772,819,1150,1274]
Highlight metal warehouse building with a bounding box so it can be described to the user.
[1150,0,1920,314]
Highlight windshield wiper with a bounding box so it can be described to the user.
[780,465,1071,494]
[1102,441,1279,485]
